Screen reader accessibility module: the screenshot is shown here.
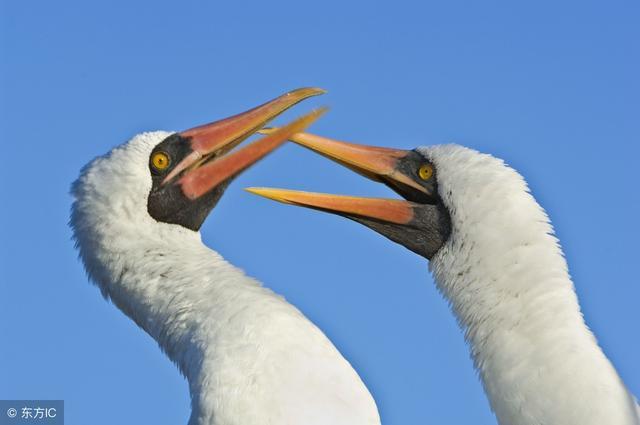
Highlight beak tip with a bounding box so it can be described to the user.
[244,187,291,204]
[290,87,327,98]
[245,186,271,198]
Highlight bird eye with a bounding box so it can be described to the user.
[418,164,433,180]
[151,151,171,171]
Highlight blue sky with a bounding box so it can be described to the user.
[1,1,638,424]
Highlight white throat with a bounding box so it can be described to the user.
[422,145,639,425]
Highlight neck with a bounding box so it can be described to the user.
[427,146,639,425]
[73,211,280,424]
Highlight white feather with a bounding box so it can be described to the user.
[70,132,380,425]
[422,144,639,425]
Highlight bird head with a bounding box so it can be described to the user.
[70,89,325,298]
[73,88,324,230]
[246,132,538,261]
[143,89,325,231]
[245,131,451,259]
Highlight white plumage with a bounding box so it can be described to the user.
[69,126,639,425]
[249,135,640,425]
[423,144,640,425]
[70,132,380,425]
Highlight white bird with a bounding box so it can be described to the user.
[249,132,640,425]
[69,89,381,425]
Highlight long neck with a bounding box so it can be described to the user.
[428,150,639,425]
[75,216,282,424]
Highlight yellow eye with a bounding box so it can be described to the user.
[151,151,171,171]
[418,164,433,180]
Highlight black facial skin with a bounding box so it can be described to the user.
[384,150,440,204]
[349,150,451,260]
[146,134,229,231]
[352,204,450,260]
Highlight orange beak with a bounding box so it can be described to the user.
[246,131,429,225]
[158,88,326,201]
[267,131,429,195]
[245,188,418,224]
[180,109,325,200]
[163,87,325,187]
[247,131,451,259]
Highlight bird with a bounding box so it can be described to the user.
[69,89,381,425]
[248,131,640,425]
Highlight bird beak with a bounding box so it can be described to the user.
[246,131,451,259]
[179,108,327,200]
[245,131,423,225]
[163,87,325,199]
[257,130,429,195]
[245,187,417,224]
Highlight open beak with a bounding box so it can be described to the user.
[246,131,424,225]
[165,88,325,199]
[246,131,451,259]
[179,109,325,199]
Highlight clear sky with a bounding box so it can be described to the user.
[1,1,638,424]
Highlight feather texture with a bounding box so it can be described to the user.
[423,144,639,425]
